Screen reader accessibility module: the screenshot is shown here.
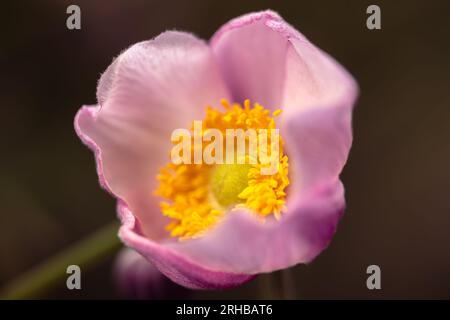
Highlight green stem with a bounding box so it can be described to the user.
[0,221,122,300]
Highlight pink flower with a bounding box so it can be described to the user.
[75,11,358,289]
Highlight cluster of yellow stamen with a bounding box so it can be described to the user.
[237,155,289,219]
[155,99,290,240]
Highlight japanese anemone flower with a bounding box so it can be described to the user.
[75,10,358,289]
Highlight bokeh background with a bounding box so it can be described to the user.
[1,0,449,299]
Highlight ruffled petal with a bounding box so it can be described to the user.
[75,31,230,239]
[118,203,256,289]
[211,11,288,110]
[280,29,358,193]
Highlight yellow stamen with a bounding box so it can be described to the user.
[155,99,290,240]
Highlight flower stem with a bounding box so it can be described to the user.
[0,221,122,299]
[259,273,278,299]
[280,267,298,299]
[259,268,298,300]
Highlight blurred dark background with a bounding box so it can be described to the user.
[1,0,449,299]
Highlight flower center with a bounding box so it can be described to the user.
[211,163,251,208]
[155,99,290,240]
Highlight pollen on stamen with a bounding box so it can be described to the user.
[155,99,290,240]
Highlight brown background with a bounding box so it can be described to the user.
[1,0,449,299]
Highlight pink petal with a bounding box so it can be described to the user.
[280,26,358,194]
[118,203,255,289]
[211,11,288,110]
[75,31,230,240]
